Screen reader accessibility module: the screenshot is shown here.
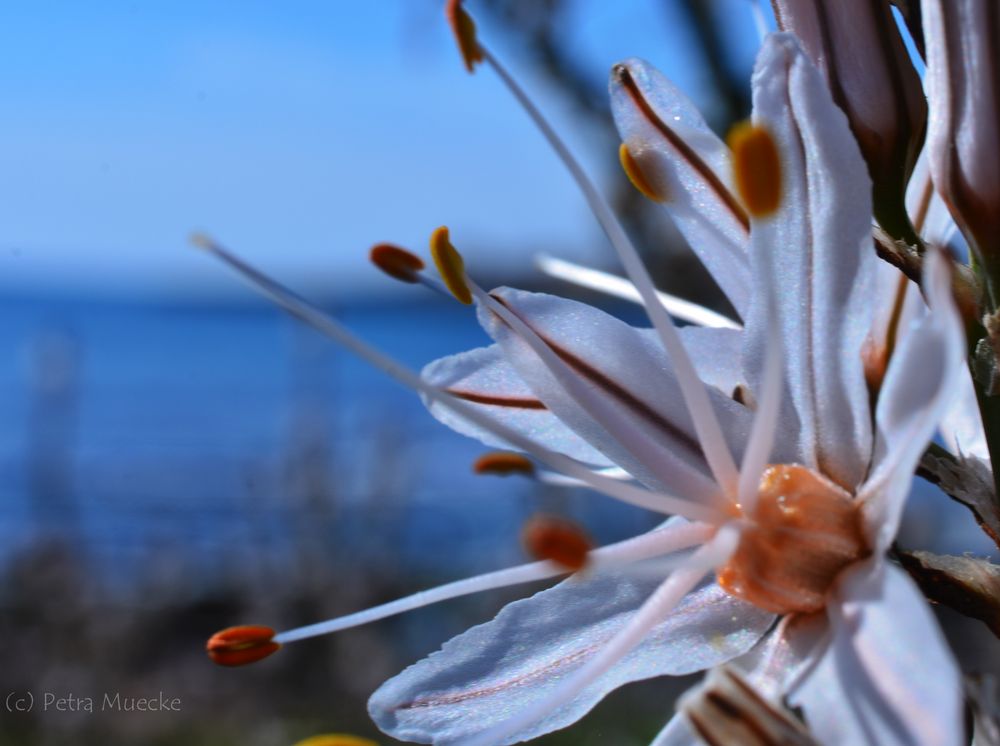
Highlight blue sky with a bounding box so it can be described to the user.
[0,1,764,299]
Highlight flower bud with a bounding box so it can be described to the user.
[923,0,1000,273]
[772,0,926,241]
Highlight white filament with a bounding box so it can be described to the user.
[536,254,742,330]
[736,296,784,514]
[464,524,740,746]
[197,238,725,522]
[274,520,713,644]
[414,272,452,299]
[481,44,741,498]
[536,465,633,487]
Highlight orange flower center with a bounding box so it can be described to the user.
[717,464,870,614]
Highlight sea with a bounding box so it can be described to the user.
[0,292,660,591]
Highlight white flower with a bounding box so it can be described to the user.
[359,35,966,746]
[198,18,968,746]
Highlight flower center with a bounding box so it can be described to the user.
[717,464,870,614]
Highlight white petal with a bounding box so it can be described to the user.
[478,287,753,502]
[610,58,752,317]
[679,327,745,397]
[940,365,990,463]
[649,715,699,746]
[369,577,774,745]
[792,630,911,745]
[744,33,876,490]
[733,612,829,699]
[794,560,963,746]
[907,145,960,250]
[421,344,613,467]
[859,249,965,550]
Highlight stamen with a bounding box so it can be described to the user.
[473,451,535,476]
[736,296,783,514]
[195,235,722,520]
[430,226,473,304]
[619,143,668,202]
[206,625,280,667]
[536,254,742,330]
[535,465,632,488]
[728,122,782,218]
[521,514,593,571]
[463,526,739,746]
[880,273,912,379]
[862,338,888,397]
[612,63,750,234]
[370,243,425,283]
[369,243,453,299]
[273,521,714,644]
[445,0,483,73]
[475,39,742,496]
[911,169,935,235]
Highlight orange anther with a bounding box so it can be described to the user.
[206,625,280,667]
[370,243,425,283]
[728,122,782,218]
[445,0,484,73]
[862,337,888,396]
[473,451,535,476]
[619,143,667,202]
[430,226,473,305]
[522,515,593,572]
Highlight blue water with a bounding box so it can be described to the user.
[0,293,659,587]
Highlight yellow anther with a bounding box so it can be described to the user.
[728,122,782,218]
[473,451,535,477]
[445,0,484,73]
[619,143,667,203]
[370,243,425,284]
[292,736,379,746]
[522,515,593,572]
[206,625,280,667]
[430,226,473,305]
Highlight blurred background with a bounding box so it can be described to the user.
[0,1,994,744]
